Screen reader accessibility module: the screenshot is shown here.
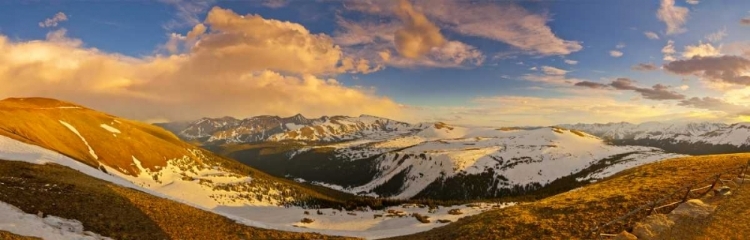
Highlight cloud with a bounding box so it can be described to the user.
[0,8,402,121]
[415,0,582,56]
[564,59,578,65]
[343,0,581,56]
[742,18,750,25]
[522,66,583,85]
[644,31,660,40]
[678,97,749,116]
[663,55,750,86]
[657,0,689,35]
[609,50,623,57]
[682,42,721,58]
[632,63,659,71]
[574,81,609,89]
[385,40,485,68]
[612,78,686,100]
[262,0,288,8]
[663,40,677,61]
[439,95,695,126]
[576,78,686,100]
[392,0,446,59]
[679,84,690,90]
[705,28,727,42]
[616,43,626,49]
[333,6,483,68]
[685,0,699,4]
[541,66,568,75]
[161,0,214,30]
[39,12,68,28]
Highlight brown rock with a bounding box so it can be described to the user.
[633,214,674,240]
[613,230,638,240]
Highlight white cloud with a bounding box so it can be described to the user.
[610,50,624,57]
[686,0,699,4]
[682,42,721,58]
[679,85,690,90]
[564,59,578,65]
[541,66,568,75]
[657,0,689,35]
[644,31,660,40]
[161,0,215,30]
[39,12,68,28]
[663,40,677,61]
[705,27,727,43]
[616,43,626,49]
[262,0,287,8]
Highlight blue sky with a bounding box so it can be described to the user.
[1,0,750,126]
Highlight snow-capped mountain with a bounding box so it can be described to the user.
[558,122,750,154]
[225,123,683,200]
[160,114,415,144]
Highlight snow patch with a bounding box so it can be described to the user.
[59,120,98,159]
[0,200,112,240]
[99,124,121,134]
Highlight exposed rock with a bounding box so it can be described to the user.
[633,214,674,240]
[316,210,323,215]
[373,214,383,219]
[713,186,731,196]
[671,199,716,219]
[448,209,463,215]
[437,219,452,223]
[303,211,309,215]
[613,230,638,240]
[347,212,356,216]
[300,218,314,224]
[412,213,430,223]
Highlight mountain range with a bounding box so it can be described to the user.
[4,98,750,239]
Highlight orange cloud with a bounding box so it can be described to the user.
[393,0,446,59]
[0,7,402,122]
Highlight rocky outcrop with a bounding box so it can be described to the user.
[632,199,717,239]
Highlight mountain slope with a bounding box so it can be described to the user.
[0,160,350,240]
[214,123,683,201]
[387,153,750,240]
[0,97,346,208]
[560,122,750,155]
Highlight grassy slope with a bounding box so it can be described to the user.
[0,160,355,240]
[0,97,363,207]
[388,154,750,240]
[665,177,750,239]
[0,231,39,240]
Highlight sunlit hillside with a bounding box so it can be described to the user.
[389,154,750,239]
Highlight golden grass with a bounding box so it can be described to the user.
[0,97,188,174]
[389,154,750,240]
[664,178,750,239]
[0,160,356,240]
[0,230,39,240]
[0,97,357,207]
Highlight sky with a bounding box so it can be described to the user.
[2,0,750,126]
